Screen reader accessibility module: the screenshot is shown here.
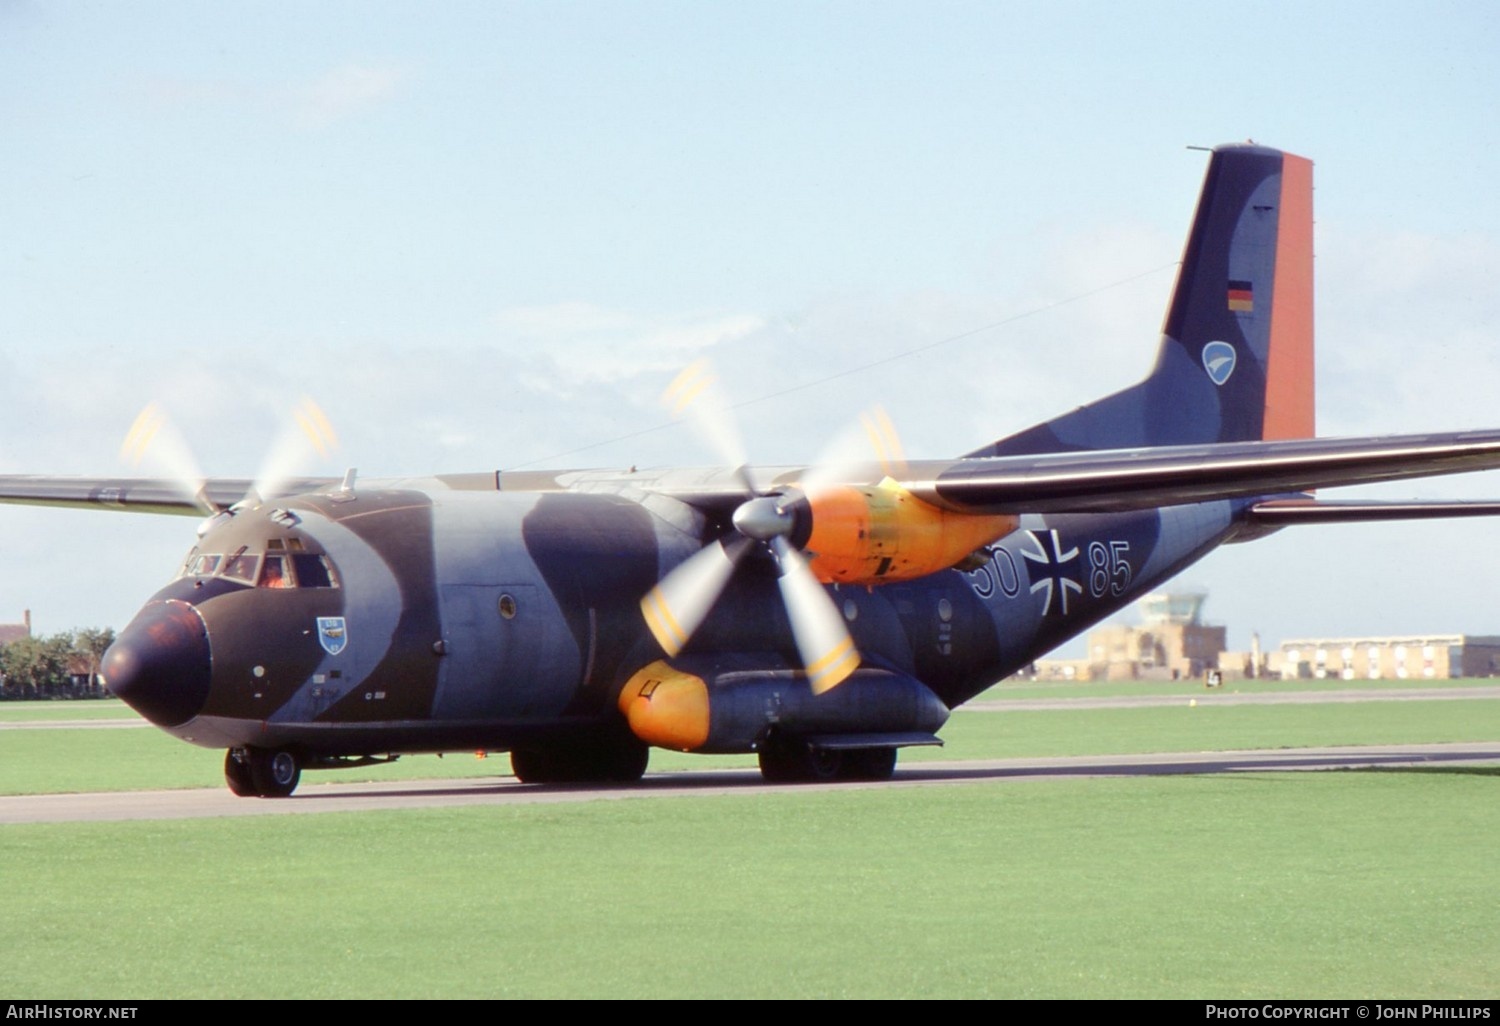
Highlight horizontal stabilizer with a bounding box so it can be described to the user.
[1248,498,1500,525]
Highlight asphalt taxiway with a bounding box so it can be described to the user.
[5,742,1499,824]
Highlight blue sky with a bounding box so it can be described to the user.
[3,1,1500,653]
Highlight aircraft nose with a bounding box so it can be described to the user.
[102,600,212,728]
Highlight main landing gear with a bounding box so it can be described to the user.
[225,747,302,798]
[509,731,650,785]
[756,737,899,783]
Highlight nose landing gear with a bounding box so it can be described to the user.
[224,747,302,798]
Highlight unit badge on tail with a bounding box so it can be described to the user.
[1202,341,1237,386]
[317,617,348,655]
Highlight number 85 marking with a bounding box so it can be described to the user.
[1087,540,1132,598]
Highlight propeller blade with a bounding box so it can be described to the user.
[640,536,751,657]
[249,396,340,504]
[119,403,215,513]
[771,536,859,694]
[799,405,907,497]
[646,362,867,688]
[661,359,753,493]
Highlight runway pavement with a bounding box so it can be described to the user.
[4,742,1498,824]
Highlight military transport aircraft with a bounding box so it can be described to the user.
[5,142,1500,797]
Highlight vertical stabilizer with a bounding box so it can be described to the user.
[975,144,1314,457]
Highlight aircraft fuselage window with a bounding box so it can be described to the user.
[191,554,223,576]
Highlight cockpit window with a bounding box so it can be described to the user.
[291,553,339,589]
[258,553,294,589]
[222,547,260,583]
[180,537,341,589]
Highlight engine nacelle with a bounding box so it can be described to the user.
[617,656,950,753]
[801,478,1017,585]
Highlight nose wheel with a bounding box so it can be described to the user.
[224,747,302,798]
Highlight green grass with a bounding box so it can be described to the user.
[5,689,1500,795]
[6,683,1500,997]
[0,698,138,721]
[941,698,1500,758]
[5,771,1499,998]
[977,676,1500,701]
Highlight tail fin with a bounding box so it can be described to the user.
[975,143,1314,457]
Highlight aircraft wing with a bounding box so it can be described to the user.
[568,429,1500,516]
[0,476,334,516]
[900,429,1500,515]
[9,429,1500,522]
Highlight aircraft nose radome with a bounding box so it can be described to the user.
[102,600,212,728]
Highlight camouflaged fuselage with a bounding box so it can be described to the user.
[111,475,1244,755]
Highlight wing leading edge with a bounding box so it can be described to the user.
[0,477,335,516]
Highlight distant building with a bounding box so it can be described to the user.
[1024,590,1500,685]
[1034,591,1227,681]
[0,610,31,647]
[1272,636,1500,680]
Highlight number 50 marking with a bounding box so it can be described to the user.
[1087,540,1132,598]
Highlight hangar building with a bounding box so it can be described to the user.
[1272,636,1500,680]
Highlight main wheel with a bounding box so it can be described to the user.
[510,734,650,784]
[224,749,259,797]
[593,734,650,782]
[841,746,898,781]
[757,737,843,783]
[510,746,565,784]
[247,747,301,798]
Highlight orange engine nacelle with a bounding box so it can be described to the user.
[802,479,1017,585]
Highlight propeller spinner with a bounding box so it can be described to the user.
[639,361,861,694]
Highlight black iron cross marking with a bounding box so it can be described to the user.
[1021,528,1081,616]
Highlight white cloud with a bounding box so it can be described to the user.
[493,303,765,388]
[293,63,409,129]
[124,62,411,129]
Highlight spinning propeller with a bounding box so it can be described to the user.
[640,361,903,693]
[120,396,340,514]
